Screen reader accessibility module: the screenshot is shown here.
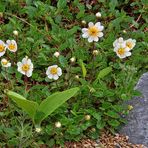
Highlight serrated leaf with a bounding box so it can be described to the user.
[108,119,120,127]
[105,110,120,118]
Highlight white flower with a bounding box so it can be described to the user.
[82,22,104,43]
[75,75,79,79]
[114,43,131,59]
[17,56,33,77]
[46,65,62,80]
[96,12,101,17]
[54,51,60,58]
[55,122,61,128]
[13,30,18,36]
[0,40,6,57]
[113,37,125,47]
[1,58,11,67]
[125,38,136,50]
[70,57,76,63]
[6,40,17,52]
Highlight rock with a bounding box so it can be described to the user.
[119,73,148,146]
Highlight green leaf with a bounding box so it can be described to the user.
[34,87,79,125]
[105,110,120,118]
[108,119,120,127]
[79,59,87,78]
[57,0,67,10]
[97,67,112,80]
[6,90,38,119]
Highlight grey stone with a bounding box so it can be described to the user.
[119,73,148,146]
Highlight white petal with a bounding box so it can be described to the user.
[95,22,101,27]
[98,32,103,37]
[26,70,32,77]
[125,51,131,57]
[88,22,94,27]
[0,51,5,57]
[57,67,62,76]
[6,40,11,44]
[53,75,59,80]
[82,32,89,38]
[48,74,53,79]
[22,57,28,64]
[98,26,104,31]
[88,37,94,42]
[82,28,88,33]
[93,37,99,42]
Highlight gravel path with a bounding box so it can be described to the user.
[120,73,148,146]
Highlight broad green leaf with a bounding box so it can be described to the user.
[79,59,87,78]
[105,110,120,119]
[108,119,120,127]
[57,0,67,10]
[6,90,38,119]
[34,87,79,124]
[97,67,112,80]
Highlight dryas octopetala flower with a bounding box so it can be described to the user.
[125,38,136,50]
[114,43,131,59]
[96,12,101,17]
[54,51,60,58]
[17,56,33,77]
[113,37,124,47]
[46,65,62,80]
[1,58,11,67]
[6,40,17,52]
[82,22,104,42]
[0,40,6,57]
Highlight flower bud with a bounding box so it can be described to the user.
[128,105,133,111]
[96,12,101,18]
[91,128,96,132]
[75,75,79,80]
[81,20,86,25]
[35,127,42,133]
[54,51,60,58]
[55,121,61,128]
[13,30,18,36]
[85,115,91,120]
[93,50,99,56]
[123,30,127,34]
[70,57,76,63]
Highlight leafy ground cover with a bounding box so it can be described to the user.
[0,0,147,147]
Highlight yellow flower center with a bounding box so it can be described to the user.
[8,43,16,50]
[126,42,132,49]
[22,64,30,71]
[2,60,8,65]
[50,67,57,75]
[117,48,125,55]
[88,26,99,37]
[0,44,5,52]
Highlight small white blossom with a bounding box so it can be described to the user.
[17,56,33,77]
[6,40,17,52]
[122,30,127,33]
[125,38,136,50]
[114,43,131,59]
[113,37,125,47]
[96,12,101,17]
[46,65,62,80]
[0,40,6,57]
[70,57,76,63]
[82,22,104,43]
[54,51,60,58]
[55,122,61,128]
[1,58,11,67]
[13,30,18,36]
